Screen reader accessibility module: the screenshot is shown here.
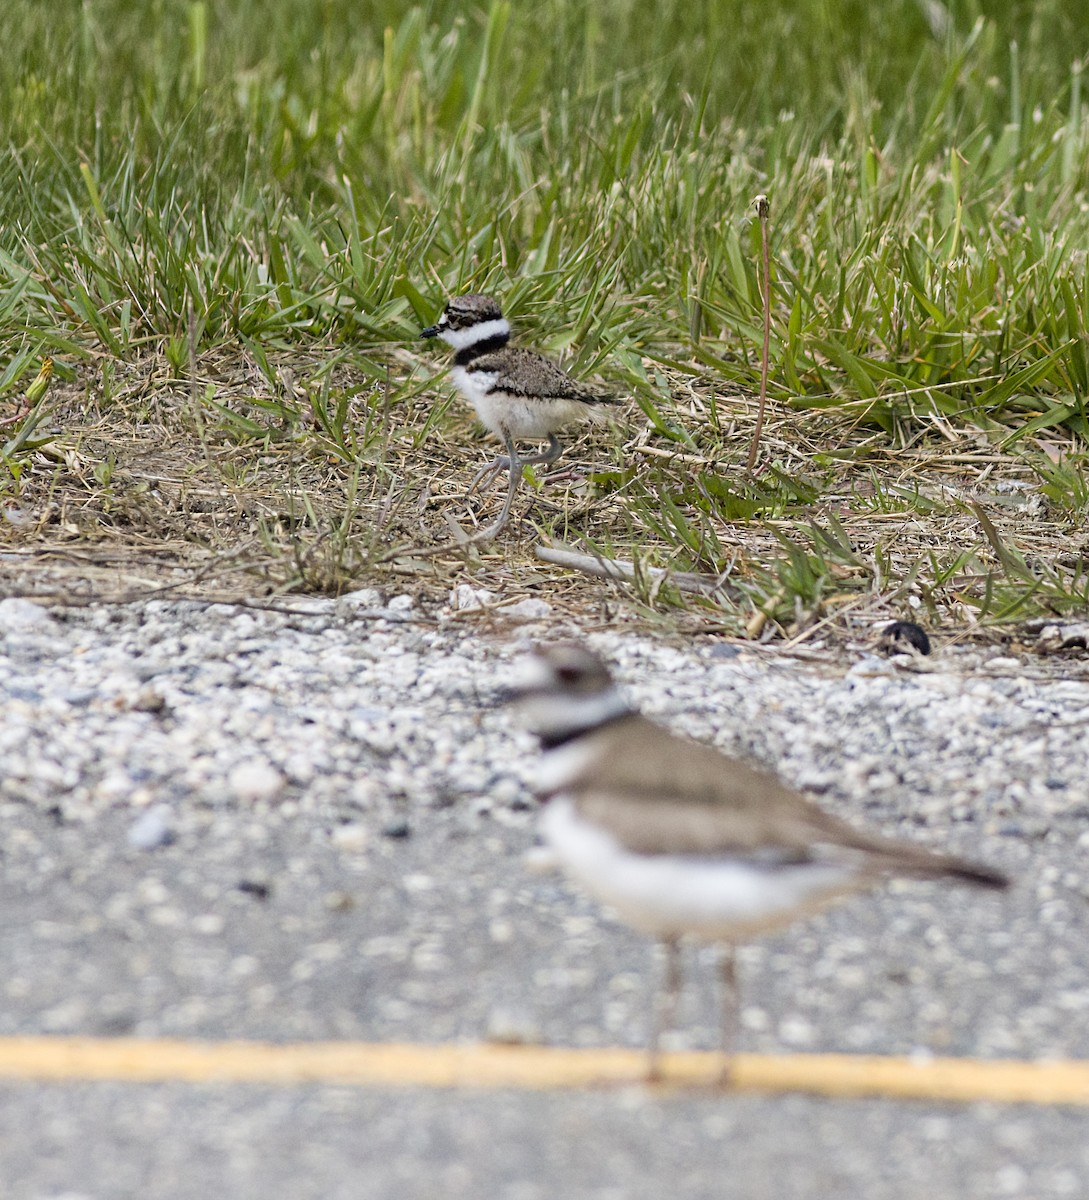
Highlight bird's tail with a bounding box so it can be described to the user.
[894,849,1009,890]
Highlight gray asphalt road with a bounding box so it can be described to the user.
[4,1083,1088,1200]
[1,594,1087,1198]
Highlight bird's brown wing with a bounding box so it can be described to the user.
[470,348,617,405]
[563,716,1007,888]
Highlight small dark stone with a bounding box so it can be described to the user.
[131,687,167,714]
[237,879,272,901]
[95,1011,137,1036]
[878,620,931,656]
[382,819,411,839]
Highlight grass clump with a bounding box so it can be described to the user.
[3,0,1089,639]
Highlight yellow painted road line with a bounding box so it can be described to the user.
[0,1038,1087,1104]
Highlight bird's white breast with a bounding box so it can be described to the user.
[535,738,604,797]
[450,366,594,441]
[450,366,500,429]
[539,795,861,941]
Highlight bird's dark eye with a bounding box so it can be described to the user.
[554,664,584,684]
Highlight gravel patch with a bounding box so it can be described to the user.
[1,591,1088,1197]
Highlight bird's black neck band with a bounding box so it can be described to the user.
[538,709,633,750]
[455,333,510,366]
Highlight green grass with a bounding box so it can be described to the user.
[4,0,1089,635]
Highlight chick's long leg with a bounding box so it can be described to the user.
[518,433,563,467]
[466,432,525,542]
[466,434,563,498]
[466,456,508,498]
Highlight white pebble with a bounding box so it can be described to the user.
[127,807,174,850]
[450,584,495,611]
[0,597,55,629]
[339,587,383,608]
[485,1008,540,1045]
[330,823,369,852]
[228,761,285,804]
[502,598,552,621]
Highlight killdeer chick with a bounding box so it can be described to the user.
[421,294,617,540]
[510,643,1008,1083]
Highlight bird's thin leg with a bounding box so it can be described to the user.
[467,431,559,498]
[718,944,738,1086]
[646,937,682,1083]
[466,455,510,498]
[467,434,560,500]
[466,434,523,542]
[517,433,564,468]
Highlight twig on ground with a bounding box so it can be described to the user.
[535,541,730,596]
[0,401,31,428]
[630,445,711,466]
[745,195,772,475]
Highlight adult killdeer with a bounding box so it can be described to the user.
[421,294,617,540]
[510,643,1008,1082]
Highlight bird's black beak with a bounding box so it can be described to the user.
[420,324,440,339]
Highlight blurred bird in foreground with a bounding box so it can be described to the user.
[511,643,1009,1082]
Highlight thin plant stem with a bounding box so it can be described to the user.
[745,194,772,475]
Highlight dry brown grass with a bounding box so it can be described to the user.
[3,346,1085,650]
